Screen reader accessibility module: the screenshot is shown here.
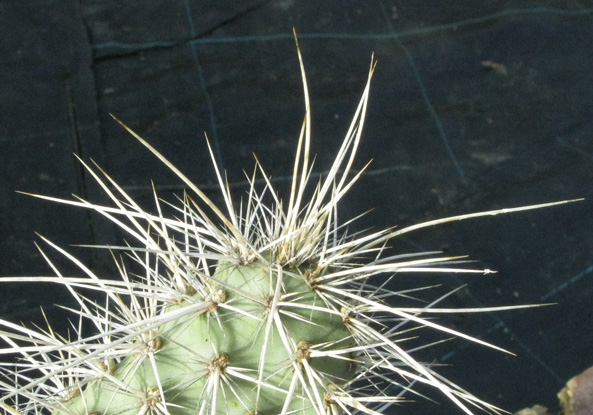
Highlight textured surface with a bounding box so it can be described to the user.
[559,365,593,415]
[1,2,592,414]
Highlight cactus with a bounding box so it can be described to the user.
[0,37,578,415]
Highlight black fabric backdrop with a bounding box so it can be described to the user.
[1,2,593,414]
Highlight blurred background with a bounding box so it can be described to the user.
[1,1,592,414]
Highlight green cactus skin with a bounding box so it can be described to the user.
[0,36,578,415]
[55,260,353,415]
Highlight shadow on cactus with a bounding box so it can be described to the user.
[0,36,579,415]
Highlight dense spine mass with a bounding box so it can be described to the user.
[0,37,576,415]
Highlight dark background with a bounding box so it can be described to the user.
[1,2,592,414]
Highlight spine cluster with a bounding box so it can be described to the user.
[0,37,575,415]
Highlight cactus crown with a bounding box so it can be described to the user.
[0,35,576,415]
